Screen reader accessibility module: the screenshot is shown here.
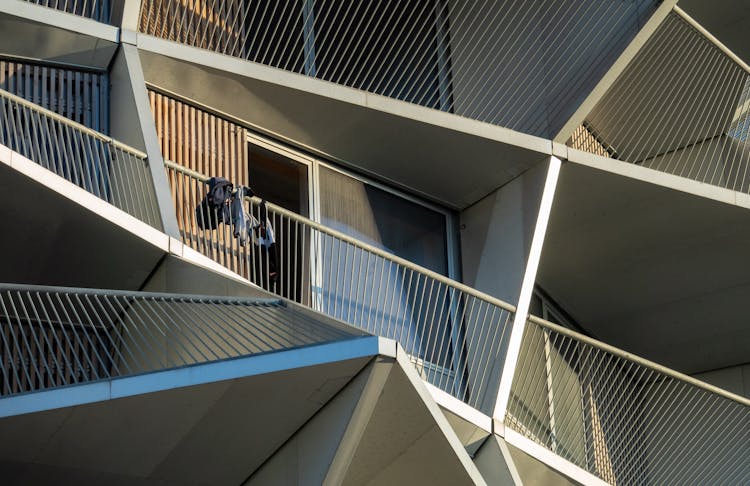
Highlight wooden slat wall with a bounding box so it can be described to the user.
[148,89,249,274]
[0,59,109,132]
[569,124,612,159]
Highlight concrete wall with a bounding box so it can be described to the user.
[109,48,147,152]
[460,160,548,304]
[110,44,181,237]
[246,361,375,485]
[141,255,268,298]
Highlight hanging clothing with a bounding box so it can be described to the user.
[256,200,276,248]
[230,185,256,246]
[257,200,278,282]
[195,177,233,230]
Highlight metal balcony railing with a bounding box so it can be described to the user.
[23,0,112,23]
[571,8,750,196]
[164,160,516,413]
[507,315,750,486]
[0,88,161,228]
[138,0,657,138]
[0,283,364,397]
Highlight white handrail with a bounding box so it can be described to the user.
[527,314,750,407]
[163,159,517,314]
[0,87,147,158]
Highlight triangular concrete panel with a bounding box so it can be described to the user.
[0,154,166,290]
[503,438,580,486]
[473,435,522,486]
[334,356,486,486]
[440,407,491,458]
[245,357,393,485]
[474,433,582,486]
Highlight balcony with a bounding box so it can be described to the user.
[164,160,516,413]
[0,87,162,229]
[0,284,367,398]
[161,160,749,484]
[569,8,750,198]
[137,0,658,140]
[507,314,750,486]
[0,281,746,485]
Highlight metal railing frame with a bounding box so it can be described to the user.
[23,0,112,24]
[137,0,658,138]
[570,6,750,197]
[527,314,749,407]
[0,283,365,398]
[0,88,145,159]
[164,160,517,316]
[0,87,162,227]
[507,313,749,485]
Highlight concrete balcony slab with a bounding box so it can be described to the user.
[538,157,750,374]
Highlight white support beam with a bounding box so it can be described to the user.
[112,43,181,238]
[119,0,144,31]
[493,156,562,420]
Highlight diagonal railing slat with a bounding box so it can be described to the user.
[571,8,750,197]
[507,314,750,486]
[138,0,658,138]
[0,87,162,228]
[164,159,516,413]
[0,283,365,398]
[23,0,112,23]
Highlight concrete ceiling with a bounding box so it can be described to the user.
[0,356,372,485]
[137,42,550,210]
[0,162,165,290]
[680,0,750,66]
[537,161,750,374]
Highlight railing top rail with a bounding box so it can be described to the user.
[164,159,517,314]
[673,6,750,78]
[526,314,750,407]
[0,282,284,307]
[0,87,147,159]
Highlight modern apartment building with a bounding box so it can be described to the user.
[0,0,748,484]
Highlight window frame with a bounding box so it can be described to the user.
[246,131,461,282]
